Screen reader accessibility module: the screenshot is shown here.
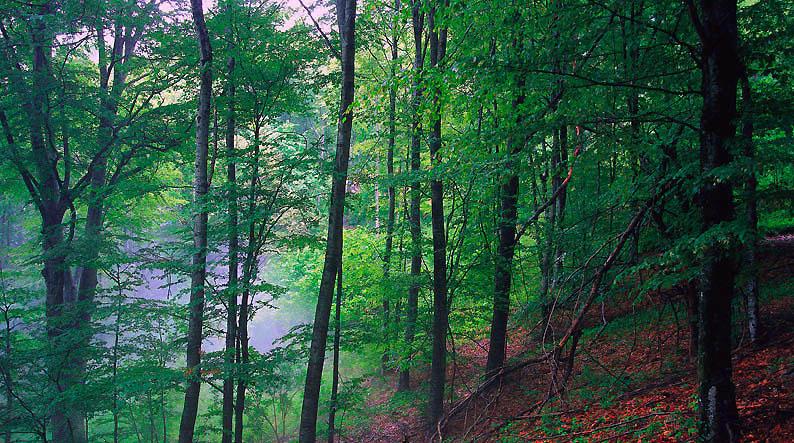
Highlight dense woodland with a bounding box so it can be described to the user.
[0,0,792,441]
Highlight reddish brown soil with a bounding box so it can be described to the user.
[346,238,794,442]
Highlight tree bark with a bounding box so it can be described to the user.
[381,0,399,373]
[235,120,261,443]
[398,0,424,392]
[327,259,342,443]
[691,0,741,440]
[222,11,238,441]
[25,3,86,440]
[485,80,524,374]
[298,0,356,440]
[740,71,760,345]
[178,0,212,440]
[427,4,448,427]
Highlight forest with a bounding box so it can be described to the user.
[0,0,792,441]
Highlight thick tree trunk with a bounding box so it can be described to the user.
[178,0,212,440]
[427,5,448,427]
[298,0,356,440]
[26,3,86,440]
[222,27,238,443]
[398,0,424,392]
[692,0,741,440]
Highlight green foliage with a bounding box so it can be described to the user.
[0,0,792,440]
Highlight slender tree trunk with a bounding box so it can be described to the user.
[623,0,643,264]
[178,0,212,440]
[740,72,760,345]
[235,121,261,443]
[112,281,122,443]
[398,0,424,392]
[692,1,741,440]
[539,160,554,321]
[222,17,238,442]
[427,4,448,427]
[298,1,356,440]
[2,244,13,443]
[381,0,400,373]
[552,125,568,285]
[327,259,342,443]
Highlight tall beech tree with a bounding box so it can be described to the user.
[690,0,741,440]
[178,0,213,440]
[221,1,238,439]
[381,0,400,373]
[427,2,448,426]
[298,0,357,440]
[399,0,424,392]
[485,12,526,374]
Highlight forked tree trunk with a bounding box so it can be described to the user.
[298,0,356,441]
[76,19,143,443]
[691,0,741,440]
[178,0,212,440]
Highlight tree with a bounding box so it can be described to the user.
[221,3,239,443]
[689,0,741,440]
[178,0,213,440]
[298,0,358,441]
[427,1,448,427]
[485,10,525,374]
[399,0,425,393]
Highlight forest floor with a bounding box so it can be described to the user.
[348,235,794,442]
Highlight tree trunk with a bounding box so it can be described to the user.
[427,5,448,427]
[398,0,424,392]
[692,0,741,440]
[381,0,399,373]
[178,0,212,440]
[112,286,122,443]
[76,22,141,443]
[235,121,261,443]
[485,81,524,373]
[740,72,760,345]
[222,16,238,442]
[2,231,14,443]
[327,259,343,443]
[26,3,86,440]
[298,0,356,441]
